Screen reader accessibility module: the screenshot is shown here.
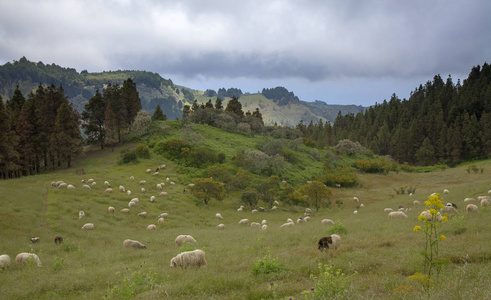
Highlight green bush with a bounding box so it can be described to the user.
[251,256,287,276]
[118,148,138,164]
[135,143,150,159]
[319,166,358,187]
[326,221,348,235]
[154,138,190,159]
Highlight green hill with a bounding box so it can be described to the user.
[0,120,490,299]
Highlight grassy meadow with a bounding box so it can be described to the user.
[1,133,491,299]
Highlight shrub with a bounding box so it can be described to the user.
[326,221,348,235]
[319,166,358,187]
[118,148,138,164]
[303,263,356,299]
[334,139,366,155]
[251,256,286,276]
[185,146,218,168]
[135,143,150,159]
[353,157,396,174]
[154,138,190,159]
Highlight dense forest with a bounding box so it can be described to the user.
[333,63,491,166]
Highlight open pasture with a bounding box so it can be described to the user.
[1,152,490,299]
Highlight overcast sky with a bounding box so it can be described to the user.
[1,0,490,106]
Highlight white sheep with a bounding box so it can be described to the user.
[130,176,134,180]
[466,204,478,213]
[464,198,475,202]
[160,213,169,219]
[175,235,197,246]
[273,200,280,206]
[304,216,311,222]
[87,179,94,184]
[170,249,207,269]
[119,185,125,192]
[147,224,157,230]
[81,223,94,230]
[388,211,408,219]
[78,211,85,219]
[127,190,132,195]
[481,197,491,207]
[152,172,159,176]
[150,196,156,202]
[146,169,152,173]
[353,210,358,215]
[250,222,261,228]
[238,219,249,225]
[67,184,75,190]
[91,181,97,187]
[440,206,458,215]
[419,210,442,221]
[30,236,40,243]
[105,188,113,193]
[108,206,115,213]
[286,218,293,223]
[261,220,267,225]
[297,217,303,224]
[15,253,41,267]
[384,208,394,213]
[251,209,258,214]
[158,217,164,223]
[120,208,130,213]
[170,182,176,186]
[353,197,359,202]
[0,254,11,269]
[305,208,312,214]
[138,212,147,218]
[128,201,137,208]
[157,183,163,190]
[123,239,146,249]
[443,189,450,194]
[166,177,170,182]
[139,180,146,185]
[413,200,420,206]
[261,224,268,230]
[141,188,146,193]
[104,181,110,187]
[271,206,277,211]
[321,219,334,226]
[159,192,168,196]
[280,222,294,228]
[82,184,91,190]
[216,224,225,230]
[215,213,223,220]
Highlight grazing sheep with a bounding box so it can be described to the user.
[158,217,164,223]
[91,182,97,187]
[353,210,358,215]
[481,197,491,207]
[166,177,170,182]
[419,210,443,221]
[360,203,365,208]
[305,208,312,214]
[54,236,63,244]
[251,209,258,214]
[159,192,168,196]
[321,219,335,226]
[108,206,115,213]
[297,217,303,224]
[413,200,420,206]
[157,184,163,190]
[388,211,408,219]
[15,253,42,267]
[160,213,169,219]
[175,235,197,246]
[147,224,157,230]
[119,185,125,192]
[87,179,94,184]
[120,208,130,213]
[464,198,475,202]
[215,213,223,220]
[466,204,478,213]
[146,169,152,173]
[82,184,91,190]
[170,181,176,186]
[440,206,458,215]
[30,236,40,243]
[138,212,148,218]
[258,207,266,212]
[250,222,261,228]
[318,234,341,251]
[153,172,159,176]
[127,190,132,195]
[281,180,287,184]
[216,224,225,230]
[0,254,11,269]
[280,222,294,228]
[105,188,113,193]
[384,208,394,213]
[128,201,137,208]
[78,211,85,219]
[170,249,207,269]
[353,197,359,202]
[261,220,267,225]
[81,223,94,230]
[104,181,110,187]
[304,216,311,222]
[238,219,249,225]
[443,189,450,194]
[237,205,245,212]
[141,188,146,193]
[261,224,268,230]
[123,239,146,249]
[446,202,458,209]
[286,218,294,223]
[150,196,156,202]
[271,206,277,211]
[67,184,75,190]
[130,176,135,180]
[273,200,280,206]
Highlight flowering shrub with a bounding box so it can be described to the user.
[413,193,447,283]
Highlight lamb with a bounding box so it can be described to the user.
[321,219,334,226]
[360,203,365,208]
[261,220,267,225]
[123,239,146,249]
[54,236,63,244]
[238,219,249,225]
[170,249,207,269]
[271,206,277,211]
[170,182,176,186]
[304,216,311,222]
[128,201,137,208]
[296,217,303,224]
[318,234,341,251]
[15,252,42,267]
[81,223,94,230]
[78,211,85,219]
[87,179,94,184]
[251,209,258,214]
[108,206,115,213]
[130,176,135,180]
[141,188,146,193]
[147,224,157,230]
[91,182,97,187]
[237,205,245,212]
[466,204,478,213]
[30,236,40,243]
[388,211,408,219]
[175,235,197,246]
[250,222,261,228]
[156,183,163,190]
[0,254,11,269]
[215,213,223,220]
[216,224,225,230]
[420,210,443,221]
[146,168,152,173]
[127,190,132,195]
[353,210,358,215]
[138,212,147,217]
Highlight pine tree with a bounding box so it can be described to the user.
[82,90,106,149]
[104,101,119,152]
[225,96,244,118]
[215,98,223,110]
[152,105,166,121]
[15,99,37,175]
[0,97,19,179]
[51,102,82,167]
[6,85,25,130]
[122,78,142,126]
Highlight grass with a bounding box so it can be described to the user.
[1,131,491,299]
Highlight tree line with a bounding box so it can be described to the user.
[333,63,491,166]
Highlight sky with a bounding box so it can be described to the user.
[1,0,490,106]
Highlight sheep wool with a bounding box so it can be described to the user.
[15,253,42,267]
[78,211,85,219]
[147,224,157,230]
[138,212,148,218]
[466,204,478,213]
[238,219,249,225]
[123,239,146,249]
[81,223,94,230]
[321,219,334,226]
[175,235,197,246]
[0,254,11,269]
[170,249,207,269]
[120,208,130,213]
[108,206,115,213]
[215,213,223,220]
[388,211,408,219]
[318,234,341,251]
[250,222,261,228]
[216,224,225,230]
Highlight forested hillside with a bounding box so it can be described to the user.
[333,63,491,166]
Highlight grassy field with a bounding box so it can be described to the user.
[1,143,491,299]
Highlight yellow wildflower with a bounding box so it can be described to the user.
[440,235,446,241]
[424,201,431,207]
[413,226,422,232]
[429,209,437,215]
[418,214,425,221]
[441,216,448,222]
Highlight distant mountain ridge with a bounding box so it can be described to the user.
[0,57,365,125]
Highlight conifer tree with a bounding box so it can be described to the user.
[122,78,141,126]
[51,102,82,167]
[15,98,37,175]
[82,90,106,149]
[225,96,244,118]
[104,101,119,152]
[152,104,166,121]
[0,97,18,179]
